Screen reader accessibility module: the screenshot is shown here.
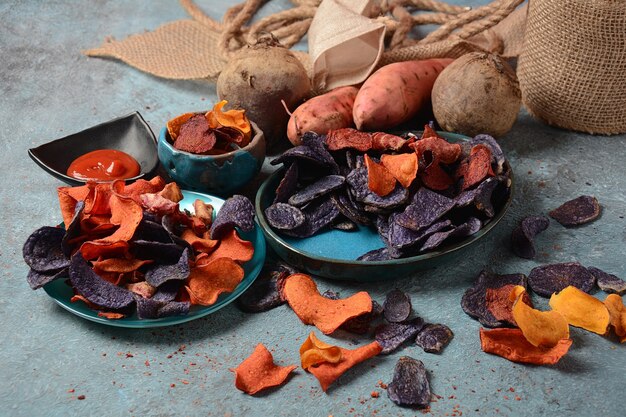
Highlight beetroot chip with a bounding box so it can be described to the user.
[288,175,345,207]
[376,318,425,354]
[415,323,453,353]
[145,248,190,287]
[371,132,406,151]
[69,253,134,310]
[265,203,305,231]
[173,114,217,154]
[135,297,190,319]
[387,356,431,408]
[210,195,255,239]
[549,195,601,227]
[27,267,68,290]
[588,266,626,295]
[395,187,455,232]
[383,289,412,323]
[528,262,596,297]
[510,215,550,259]
[273,163,299,204]
[326,128,372,152]
[23,226,70,273]
[469,134,505,174]
[235,260,296,313]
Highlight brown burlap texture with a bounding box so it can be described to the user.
[518,0,626,135]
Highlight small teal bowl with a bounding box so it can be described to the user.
[158,121,265,196]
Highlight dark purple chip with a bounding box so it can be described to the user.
[470,134,505,174]
[549,195,601,227]
[135,297,190,319]
[383,289,412,323]
[528,262,595,297]
[375,216,403,259]
[395,187,455,231]
[345,149,358,170]
[341,300,384,334]
[27,267,68,290]
[210,195,255,239]
[265,203,305,230]
[331,191,371,225]
[151,281,182,302]
[415,323,453,353]
[270,145,330,168]
[419,217,482,252]
[288,175,345,207]
[588,266,626,295]
[69,252,134,310]
[454,176,501,217]
[461,270,528,327]
[332,219,358,232]
[145,248,190,287]
[357,247,392,261]
[131,240,185,264]
[387,356,431,408]
[23,226,70,273]
[389,214,452,251]
[510,215,550,259]
[281,198,340,238]
[375,318,425,354]
[273,163,299,204]
[301,131,340,174]
[235,260,296,313]
[346,166,409,209]
[133,218,172,244]
[62,201,85,257]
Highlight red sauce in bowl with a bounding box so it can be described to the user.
[67,149,140,181]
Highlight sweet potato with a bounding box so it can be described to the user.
[353,58,453,131]
[287,86,358,146]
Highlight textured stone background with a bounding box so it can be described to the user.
[1,1,624,416]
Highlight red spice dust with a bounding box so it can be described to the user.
[77,395,85,400]
[370,391,379,398]
[67,389,75,393]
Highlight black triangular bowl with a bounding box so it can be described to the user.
[28,111,158,185]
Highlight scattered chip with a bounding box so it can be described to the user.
[232,343,297,395]
[265,203,305,230]
[512,290,570,348]
[341,300,383,334]
[364,155,397,197]
[135,298,190,319]
[27,267,68,290]
[549,195,601,227]
[375,318,425,354]
[299,332,343,370]
[485,284,530,326]
[528,262,595,297]
[387,356,431,408]
[273,163,299,204]
[210,195,255,239]
[479,328,572,365]
[604,294,626,342]
[307,340,382,392]
[186,258,245,306]
[282,273,373,334]
[144,247,190,287]
[415,323,453,353]
[383,289,412,323]
[326,128,372,152]
[380,153,418,188]
[510,216,550,259]
[288,175,345,207]
[549,286,610,334]
[396,188,455,232]
[588,267,626,295]
[23,226,70,273]
[235,260,295,313]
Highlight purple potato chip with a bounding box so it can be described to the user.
[375,318,426,354]
[161,214,193,250]
[235,260,296,313]
[301,132,340,174]
[389,213,452,251]
[454,176,501,217]
[135,297,190,319]
[341,300,384,334]
[419,217,482,252]
[62,200,85,257]
[395,187,455,231]
[415,323,453,353]
[27,267,68,290]
[210,195,255,239]
[270,145,330,168]
[332,219,358,232]
[281,197,340,238]
[383,289,412,323]
[273,163,299,204]
[69,252,134,310]
[345,150,358,170]
[461,270,528,328]
[356,247,393,261]
[145,248,190,287]
[288,175,345,207]
[528,262,595,297]
[510,215,550,259]
[375,216,403,259]
[133,218,172,243]
[470,134,505,174]
[346,166,409,209]
[23,226,70,273]
[549,195,601,227]
[131,240,185,264]
[265,203,305,230]
[588,266,626,295]
[387,356,431,408]
[151,281,182,302]
[331,191,371,225]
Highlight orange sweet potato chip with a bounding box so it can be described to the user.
[604,294,626,342]
[512,290,570,348]
[158,182,184,203]
[380,153,418,188]
[201,229,254,264]
[112,177,166,205]
[485,284,530,326]
[97,311,126,320]
[91,258,153,274]
[181,228,219,254]
[308,341,382,392]
[58,184,91,227]
[79,241,130,262]
[167,112,195,140]
[282,274,373,335]
[299,332,343,370]
[479,328,572,365]
[186,258,244,306]
[193,199,214,227]
[231,343,296,395]
[207,100,252,144]
[364,154,397,197]
[549,286,610,335]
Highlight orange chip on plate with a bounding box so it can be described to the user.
[231,343,296,395]
[512,289,570,348]
[112,177,166,205]
[58,184,91,227]
[181,228,219,254]
[308,340,382,392]
[167,112,195,140]
[282,273,373,334]
[186,257,244,306]
[479,328,572,365]
[299,332,343,370]
[604,294,626,342]
[97,311,126,320]
[549,286,610,335]
[158,182,184,203]
[202,229,254,264]
[91,258,153,274]
[364,154,397,196]
[79,241,130,262]
[421,152,454,191]
[193,199,214,227]
[380,153,418,188]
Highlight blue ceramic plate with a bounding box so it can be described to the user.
[256,132,513,281]
[43,190,266,328]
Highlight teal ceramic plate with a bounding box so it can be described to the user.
[255,132,512,281]
[43,190,266,328]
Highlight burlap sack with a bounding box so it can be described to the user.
[518,0,626,134]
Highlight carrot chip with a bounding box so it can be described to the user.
[282,273,373,334]
[186,258,244,306]
[364,154,397,197]
[181,228,219,254]
[549,286,610,335]
[380,153,418,188]
[202,229,254,264]
[231,343,296,395]
[512,289,569,348]
[604,294,626,342]
[299,332,343,370]
[479,328,572,365]
[307,339,382,392]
